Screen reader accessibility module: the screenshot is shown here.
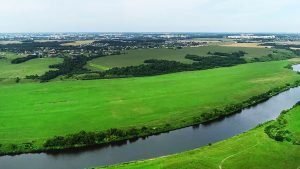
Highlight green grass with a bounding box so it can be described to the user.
[0,60,299,153]
[0,52,63,80]
[98,106,300,169]
[88,46,295,70]
[0,52,25,59]
[284,106,300,141]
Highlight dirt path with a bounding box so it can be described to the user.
[218,134,260,169]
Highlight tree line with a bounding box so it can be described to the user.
[37,50,248,82]
[81,51,247,79]
[43,126,169,149]
[0,41,104,53]
[11,55,39,64]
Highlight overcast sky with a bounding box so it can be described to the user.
[0,0,299,33]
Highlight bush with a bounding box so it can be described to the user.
[15,77,20,83]
[264,108,297,144]
[25,74,40,80]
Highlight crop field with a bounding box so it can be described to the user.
[0,41,22,45]
[0,60,299,153]
[276,41,300,45]
[178,38,233,46]
[88,46,295,70]
[61,40,95,46]
[291,47,300,50]
[100,107,300,169]
[221,42,271,48]
[0,52,62,80]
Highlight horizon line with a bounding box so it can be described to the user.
[0,31,299,34]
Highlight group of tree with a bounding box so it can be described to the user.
[102,59,189,77]
[93,38,166,49]
[0,41,104,54]
[207,51,247,57]
[0,41,65,52]
[43,126,159,149]
[89,51,247,78]
[11,55,39,64]
[40,55,88,82]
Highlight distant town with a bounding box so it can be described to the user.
[0,33,299,59]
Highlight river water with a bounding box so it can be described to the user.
[1,65,300,169]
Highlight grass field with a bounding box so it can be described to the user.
[88,46,295,70]
[0,52,63,80]
[0,60,300,154]
[99,106,300,169]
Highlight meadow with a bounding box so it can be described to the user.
[0,60,300,154]
[99,105,300,169]
[0,52,62,81]
[88,46,295,70]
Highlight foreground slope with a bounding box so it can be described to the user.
[0,60,300,154]
[98,105,300,169]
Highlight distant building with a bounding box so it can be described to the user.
[228,34,276,39]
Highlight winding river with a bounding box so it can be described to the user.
[1,65,300,169]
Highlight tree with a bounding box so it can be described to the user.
[15,77,20,83]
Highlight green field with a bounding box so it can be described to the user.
[0,60,300,154]
[0,52,63,81]
[99,106,300,169]
[88,46,295,70]
[284,106,300,141]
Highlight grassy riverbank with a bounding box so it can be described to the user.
[0,60,300,155]
[97,104,300,169]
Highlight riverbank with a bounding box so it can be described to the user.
[97,104,300,169]
[1,60,300,156]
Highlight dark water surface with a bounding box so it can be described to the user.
[1,65,300,169]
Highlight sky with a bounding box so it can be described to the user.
[0,0,299,33]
